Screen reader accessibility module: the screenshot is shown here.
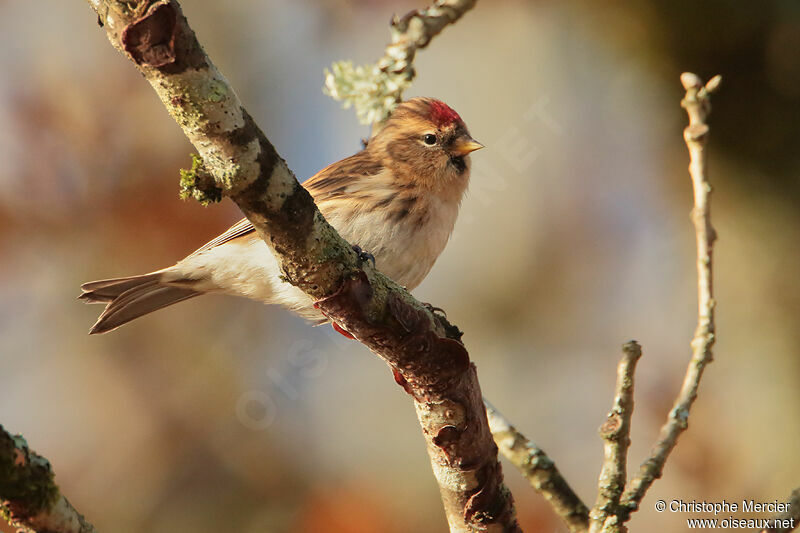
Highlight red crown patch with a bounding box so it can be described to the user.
[429,100,462,127]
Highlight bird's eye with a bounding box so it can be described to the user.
[423,134,437,146]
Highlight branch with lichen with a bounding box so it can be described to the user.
[485,400,590,533]
[589,341,642,533]
[324,0,477,125]
[0,424,97,533]
[82,1,517,531]
[179,153,221,205]
[618,73,721,516]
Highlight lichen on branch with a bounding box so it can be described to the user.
[179,152,222,205]
[324,0,477,125]
[0,424,97,533]
[324,60,412,126]
[0,430,58,519]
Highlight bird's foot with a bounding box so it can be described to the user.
[422,302,447,318]
[332,322,355,340]
[352,244,376,268]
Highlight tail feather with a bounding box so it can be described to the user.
[80,274,163,303]
[80,273,199,334]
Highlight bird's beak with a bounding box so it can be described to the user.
[450,137,484,156]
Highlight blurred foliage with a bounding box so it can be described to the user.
[1,1,799,533]
[583,0,800,195]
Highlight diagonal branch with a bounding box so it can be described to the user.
[590,341,642,533]
[0,424,97,533]
[324,0,477,125]
[83,1,517,531]
[619,72,721,515]
[485,400,590,533]
[325,4,591,530]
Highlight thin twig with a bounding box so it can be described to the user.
[589,341,642,533]
[324,0,477,125]
[761,487,800,533]
[619,72,721,515]
[0,424,97,533]
[485,400,590,533]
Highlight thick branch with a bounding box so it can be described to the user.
[324,0,477,125]
[762,487,800,533]
[619,73,721,515]
[590,341,642,533]
[84,1,517,531]
[0,425,97,533]
[485,400,589,533]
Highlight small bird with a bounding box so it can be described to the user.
[80,98,483,334]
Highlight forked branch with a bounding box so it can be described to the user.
[477,74,723,533]
[619,73,721,516]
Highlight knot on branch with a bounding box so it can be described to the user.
[392,9,424,37]
[465,461,518,527]
[121,1,179,68]
[680,72,722,139]
[684,123,710,143]
[179,153,222,205]
[433,424,463,451]
[599,412,624,439]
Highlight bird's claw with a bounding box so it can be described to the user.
[352,244,376,268]
[422,302,447,317]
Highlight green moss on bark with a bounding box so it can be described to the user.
[0,427,59,518]
[179,153,222,205]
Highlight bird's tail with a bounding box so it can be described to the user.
[79,272,199,334]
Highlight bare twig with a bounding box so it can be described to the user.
[590,341,642,533]
[83,1,517,531]
[0,425,97,533]
[485,400,590,533]
[761,487,800,533]
[619,72,721,515]
[324,0,477,125]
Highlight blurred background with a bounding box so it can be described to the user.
[1,1,799,531]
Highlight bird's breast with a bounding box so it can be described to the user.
[322,193,460,290]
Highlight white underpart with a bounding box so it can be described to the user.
[331,195,461,290]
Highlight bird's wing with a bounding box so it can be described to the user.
[185,150,381,257]
[303,150,382,200]
[185,217,256,258]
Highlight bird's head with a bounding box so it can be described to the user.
[370,97,483,191]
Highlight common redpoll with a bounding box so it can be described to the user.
[81,98,483,334]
